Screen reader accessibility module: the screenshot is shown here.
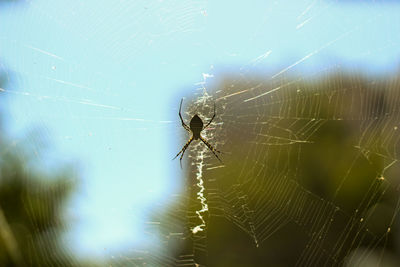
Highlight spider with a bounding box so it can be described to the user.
[173,99,222,168]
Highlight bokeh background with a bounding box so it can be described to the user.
[1,0,400,266]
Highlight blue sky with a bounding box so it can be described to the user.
[1,0,400,261]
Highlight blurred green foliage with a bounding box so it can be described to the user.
[169,72,400,267]
[0,73,79,267]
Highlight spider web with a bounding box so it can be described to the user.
[2,0,400,267]
[131,70,400,266]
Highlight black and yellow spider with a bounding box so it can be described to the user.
[173,99,222,167]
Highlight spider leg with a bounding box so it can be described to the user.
[179,99,190,132]
[179,140,191,169]
[173,136,194,168]
[199,136,222,163]
[203,102,216,129]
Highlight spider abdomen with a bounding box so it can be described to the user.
[190,115,203,139]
